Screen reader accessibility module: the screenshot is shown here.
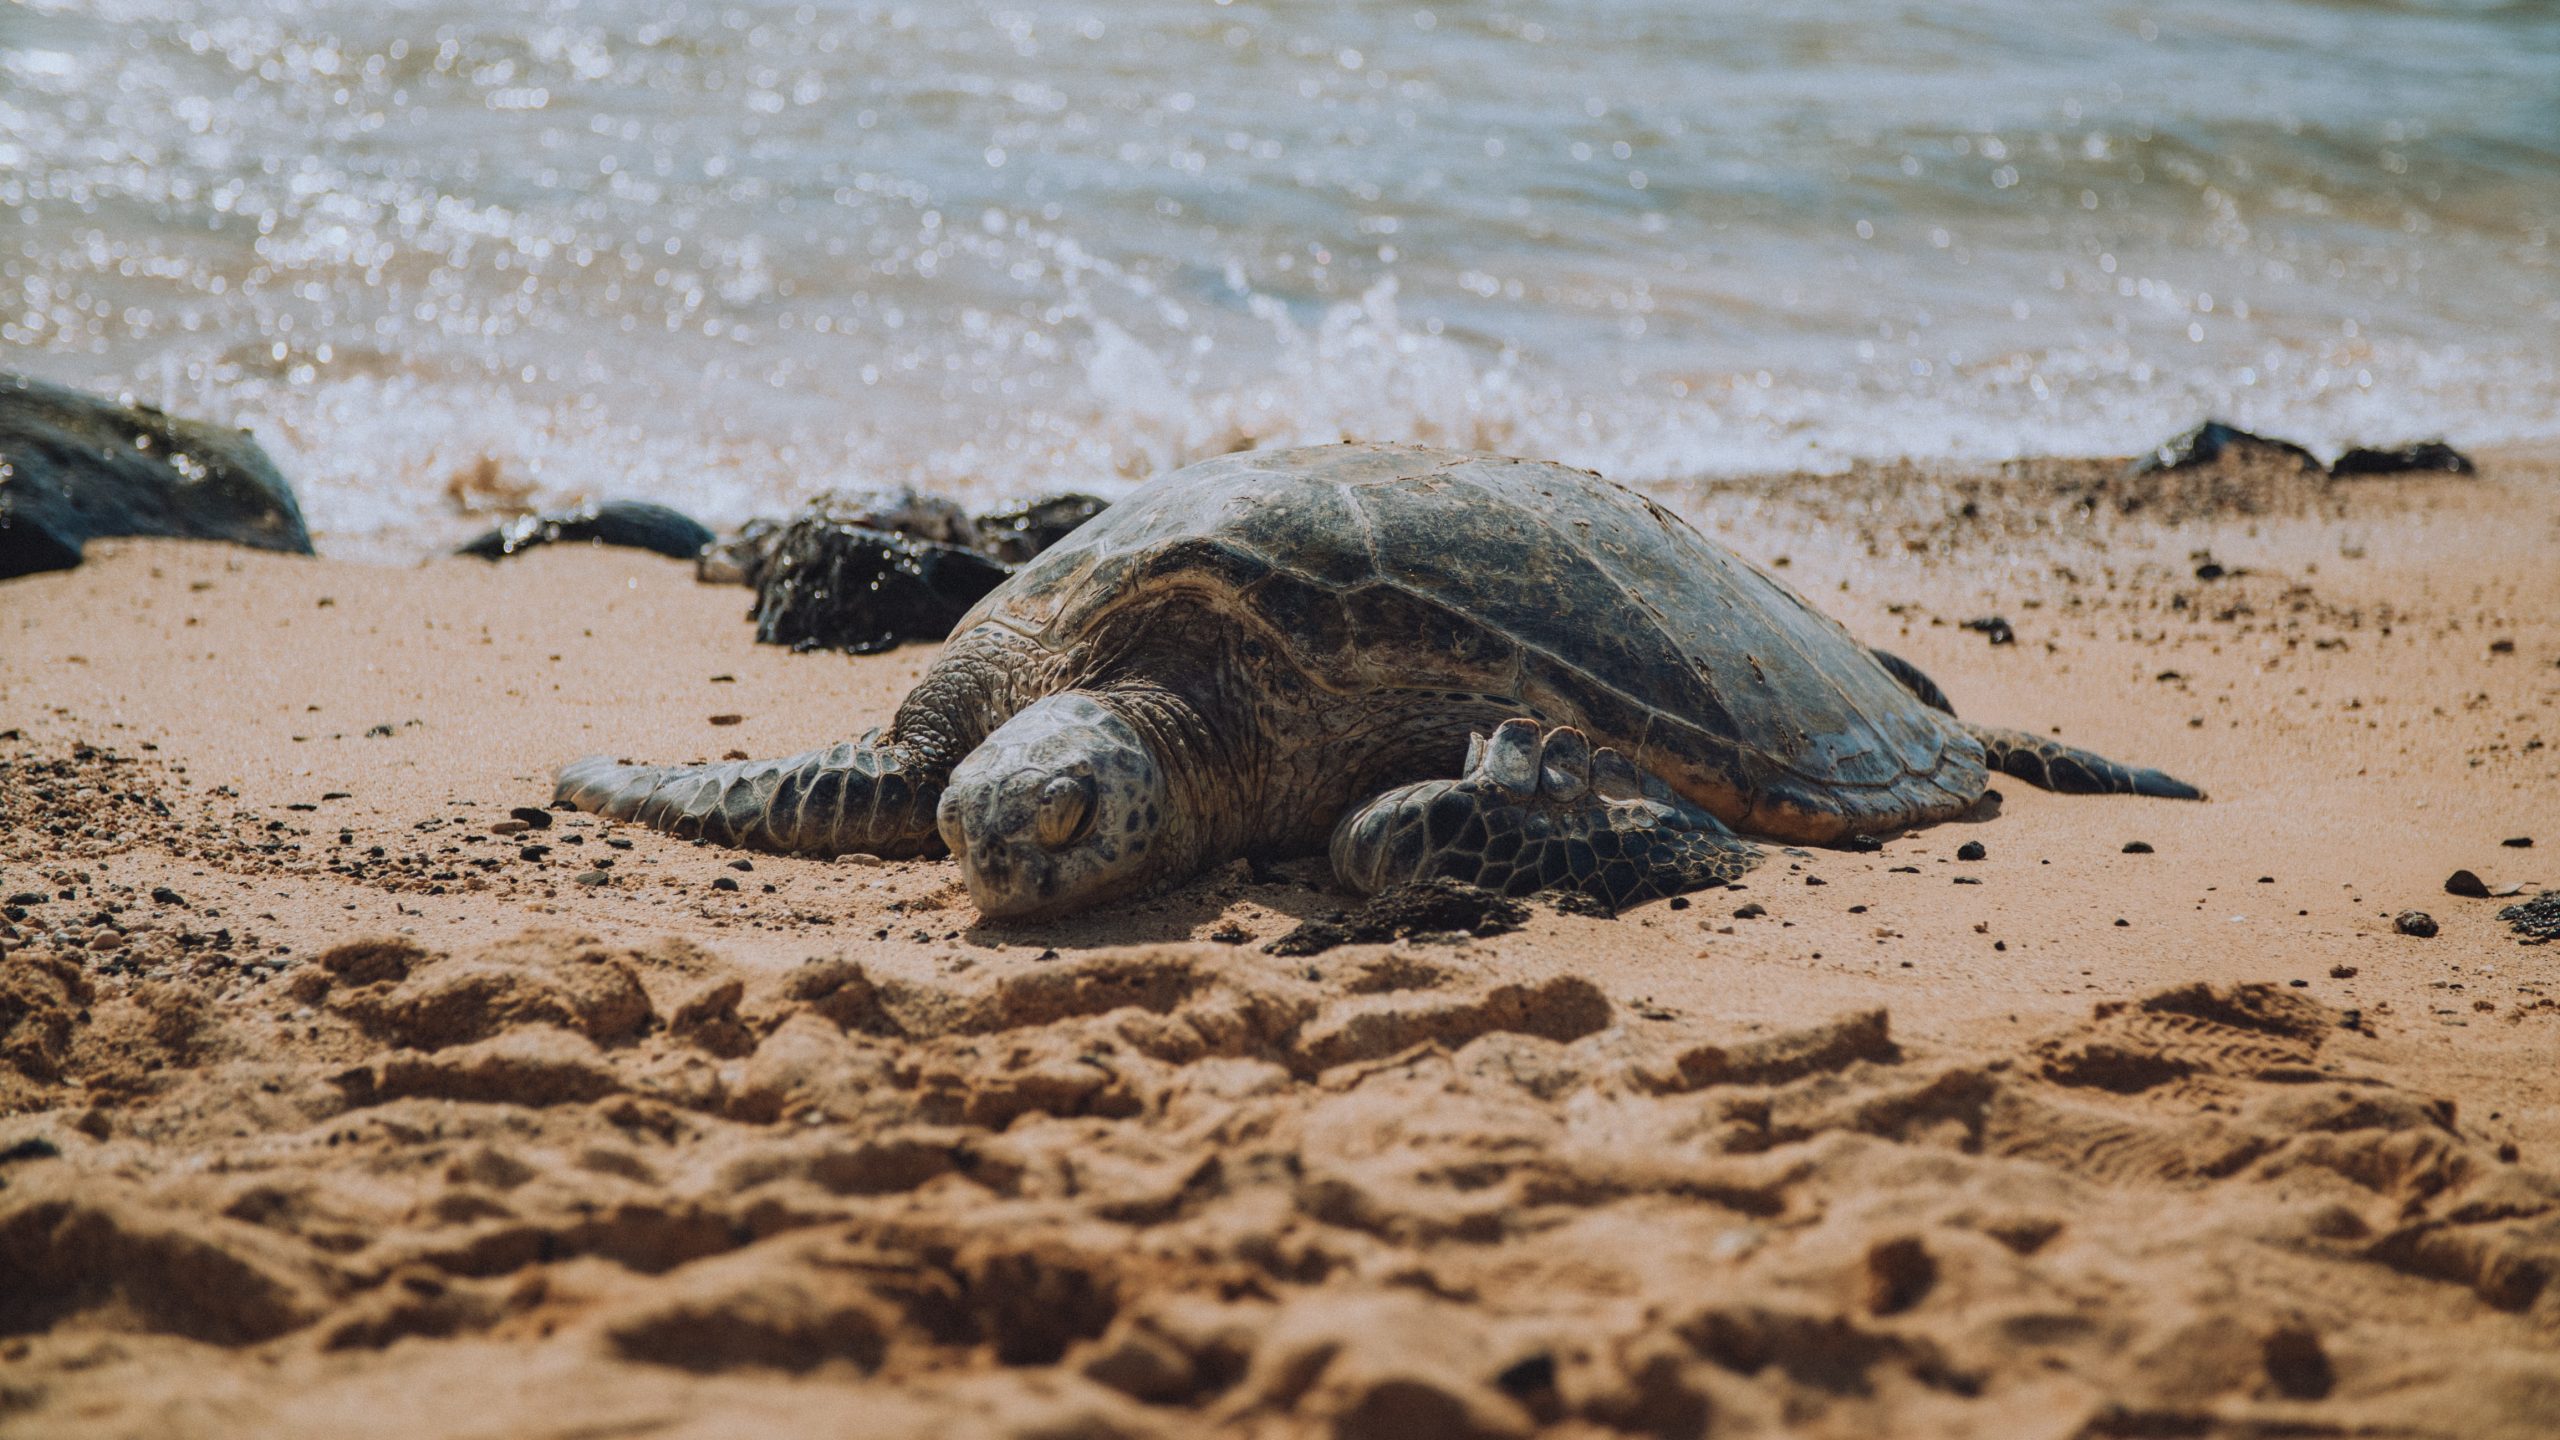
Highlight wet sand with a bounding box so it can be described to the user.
[2,448,2555,1438]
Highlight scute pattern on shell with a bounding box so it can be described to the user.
[963,444,1983,835]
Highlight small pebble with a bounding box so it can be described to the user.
[1957,840,1986,861]
[1733,902,1767,919]
[834,852,883,867]
[2122,841,2154,854]
[2444,870,2490,899]
[150,886,184,906]
[728,859,754,872]
[711,876,740,892]
[519,845,551,861]
[2330,965,2358,978]
[1666,896,1690,910]
[490,819,530,836]
[2502,836,2533,848]
[1839,834,1883,853]
[2113,918,2130,927]
[2394,910,2438,938]
[508,806,555,830]
[573,870,611,886]
[708,713,744,726]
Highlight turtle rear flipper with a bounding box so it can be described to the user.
[554,735,945,855]
[1330,719,1760,909]
[1964,723,2203,801]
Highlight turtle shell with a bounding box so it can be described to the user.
[959,443,1982,836]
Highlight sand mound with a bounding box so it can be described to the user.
[4,929,2554,1439]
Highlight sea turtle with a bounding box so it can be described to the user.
[555,444,2199,919]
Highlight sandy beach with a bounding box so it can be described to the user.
[2,445,2553,1437]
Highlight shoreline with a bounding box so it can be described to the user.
[2,445,2555,1437]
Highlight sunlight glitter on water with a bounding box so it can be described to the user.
[4,0,2554,555]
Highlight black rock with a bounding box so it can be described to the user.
[2125,419,2320,477]
[2502,837,2533,848]
[2329,440,2475,478]
[2394,910,2438,939]
[0,372,313,579]
[2122,841,2155,854]
[2496,892,2560,945]
[1956,840,1987,861]
[750,520,1010,654]
[697,486,979,588]
[457,500,714,561]
[507,805,555,830]
[2444,869,2491,899]
[974,492,1110,565]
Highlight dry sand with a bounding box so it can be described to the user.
[2,448,2555,1438]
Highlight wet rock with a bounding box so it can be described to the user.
[696,485,979,588]
[2393,910,2438,939]
[975,492,1110,565]
[2444,869,2490,899]
[749,520,1010,654]
[2496,892,2560,945]
[2125,419,2319,477]
[456,500,714,562]
[1266,879,1530,957]
[0,372,313,579]
[2329,440,2475,478]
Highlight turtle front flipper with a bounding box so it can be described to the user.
[1330,718,1759,910]
[1962,723,2205,801]
[554,731,945,856]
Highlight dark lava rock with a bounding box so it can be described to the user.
[2125,419,2320,477]
[1264,878,1529,957]
[0,371,313,579]
[2496,892,2560,945]
[2122,841,2155,854]
[508,805,555,830]
[457,500,714,562]
[1956,840,1987,861]
[974,492,1109,565]
[2394,910,2439,939]
[2503,836,2533,848]
[1960,615,2016,646]
[2329,440,2475,478]
[697,485,978,588]
[750,520,1010,654]
[2444,869,2491,899]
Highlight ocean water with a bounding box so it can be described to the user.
[5,0,2555,556]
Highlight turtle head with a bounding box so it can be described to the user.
[938,693,1172,919]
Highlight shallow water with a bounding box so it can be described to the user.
[5,0,2555,555]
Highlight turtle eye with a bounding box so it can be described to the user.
[1031,774,1094,850]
